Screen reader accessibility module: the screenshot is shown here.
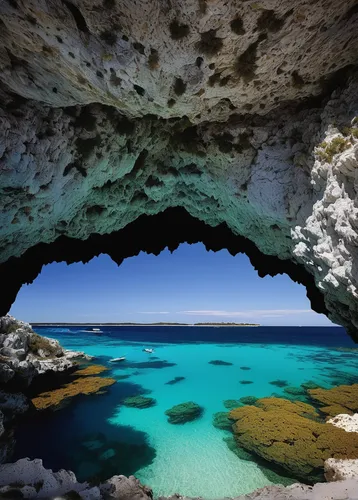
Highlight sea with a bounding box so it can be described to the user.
[13,325,358,499]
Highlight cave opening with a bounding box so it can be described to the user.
[3,220,357,499]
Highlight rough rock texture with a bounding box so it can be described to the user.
[0,458,153,499]
[0,315,92,463]
[0,315,87,387]
[324,458,358,482]
[165,401,204,424]
[158,479,358,499]
[328,413,358,432]
[308,384,358,417]
[0,1,358,335]
[1,458,358,500]
[229,397,358,482]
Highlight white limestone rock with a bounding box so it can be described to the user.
[325,458,358,482]
[0,315,77,386]
[0,459,152,500]
[0,458,93,499]
[99,475,153,500]
[327,413,358,433]
[158,479,358,499]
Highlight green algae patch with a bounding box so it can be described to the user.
[301,380,321,390]
[165,376,185,385]
[122,395,156,409]
[283,386,306,396]
[76,365,108,376]
[229,397,358,482]
[32,376,116,410]
[269,379,288,388]
[212,411,234,430]
[165,401,203,424]
[223,399,242,409]
[209,360,233,366]
[308,383,358,417]
[239,396,258,405]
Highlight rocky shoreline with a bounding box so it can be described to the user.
[0,316,357,499]
[0,458,357,500]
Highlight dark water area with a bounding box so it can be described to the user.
[32,325,354,347]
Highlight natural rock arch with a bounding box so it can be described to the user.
[0,207,328,322]
[1,0,358,338]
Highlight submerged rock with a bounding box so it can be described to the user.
[269,380,288,388]
[31,375,116,411]
[223,399,242,410]
[212,412,234,430]
[76,365,108,376]
[300,381,321,390]
[239,396,258,405]
[165,402,203,424]
[283,386,306,396]
[308,384,358,417]
[122,396,156,409]
[209,360,233,366]
[230,397,358,482]
[165,376,185,385]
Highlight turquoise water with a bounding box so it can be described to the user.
[15,326,358,499]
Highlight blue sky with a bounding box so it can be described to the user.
[10,243,334,326]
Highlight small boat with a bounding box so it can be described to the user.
[143,348,154,353]
[92,328,103,334]
[109,356,126,363]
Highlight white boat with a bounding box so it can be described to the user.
[143,348,154,353]
[92,328,103,333]
[109,356,126,363]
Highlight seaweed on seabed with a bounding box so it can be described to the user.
[165,376,185,385]
[209,360,233,366]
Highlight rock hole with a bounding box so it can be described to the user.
[133,84,145,96]
[133,42,145,55]
[148,49,159,70]
[173,78,186,95]
[169,19,190,39]
[132,150,149,174]
[256,10,284,33]
[196,57,204,68]
[62,0,89,33]
[100,30,118,46]
[197,30,223,56]
[230,16,245,35]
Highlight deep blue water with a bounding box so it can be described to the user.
[14,325,357,498]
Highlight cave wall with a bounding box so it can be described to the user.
[1,0,358,336]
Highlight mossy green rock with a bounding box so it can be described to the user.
[122,395,156,408]
[165,401,203,424]
[283,386,306,396]
[239,396,258,405]
[301,381,321,390]
[212,411,234,430]
[230,397,358,482]
[223,399,242,409]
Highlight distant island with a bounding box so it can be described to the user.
[31,322,260,327]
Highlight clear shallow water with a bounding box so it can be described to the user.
[15,326,358,499]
